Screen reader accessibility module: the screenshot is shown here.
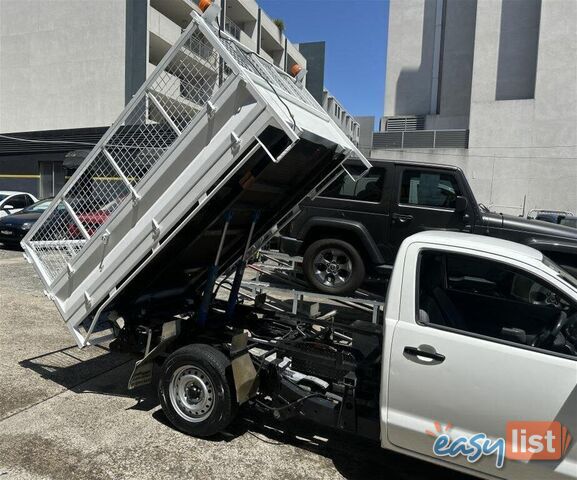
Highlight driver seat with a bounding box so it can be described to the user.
[419,253,468,331]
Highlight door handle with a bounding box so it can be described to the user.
[392,213,413,224]
[404,346,445,362]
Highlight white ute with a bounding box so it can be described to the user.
[21,6,576,480]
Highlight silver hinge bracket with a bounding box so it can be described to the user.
[43,289,55,301]
[230,132,241,155]
[152,219,161,242]
[84,291,92,307]
[66,262,75,275]
[131,190,141,204]
[206,101,216,119]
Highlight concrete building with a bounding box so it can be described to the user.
[373,0,577,215]
[0,0,356,197]
[322,89,360,145]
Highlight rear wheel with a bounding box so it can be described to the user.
[303,238,365,295]
[158,344,236,437]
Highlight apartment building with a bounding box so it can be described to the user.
[373,0,577,214]
[322,89,360,146]
[1,0,350,197]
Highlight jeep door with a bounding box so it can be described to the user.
[389,166,473,251]
[307,162,393,262]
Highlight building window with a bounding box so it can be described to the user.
[496,0,541,100]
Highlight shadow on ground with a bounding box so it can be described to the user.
[18,346,137,397]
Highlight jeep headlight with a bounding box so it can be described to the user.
[21,222,33,231]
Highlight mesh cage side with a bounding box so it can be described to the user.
[28,201,85,283]
[63,152,131,238]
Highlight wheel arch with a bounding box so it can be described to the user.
[299,217,384,264]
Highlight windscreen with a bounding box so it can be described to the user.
[23,199,53,213]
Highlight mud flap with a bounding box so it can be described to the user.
[231,332,258,404]
[128,320,181,390]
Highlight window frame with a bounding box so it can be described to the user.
[398,169,461,211]
[414,248,577,361]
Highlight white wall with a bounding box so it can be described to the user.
[384,0,437,117]
[0,0,127,133]
[466,0,577,214]
[378,0,577,215]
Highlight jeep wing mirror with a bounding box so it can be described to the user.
[2,205,14,211]
[455,196,468,213]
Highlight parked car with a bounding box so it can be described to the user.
[0,198,53,247]
[67,198,122,238]
[527,209,575,224]
[280,159,577,294]
[561,216,577,229]
[0,191,38,218]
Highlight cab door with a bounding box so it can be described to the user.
[385,244,577,479]
[389,167,472,251]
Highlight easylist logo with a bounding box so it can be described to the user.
[507,421,572,461]
[428,420,572,468]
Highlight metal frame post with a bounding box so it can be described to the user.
[198,210,233,327]
[227,211,260,318]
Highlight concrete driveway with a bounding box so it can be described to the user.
[0,247,473,480]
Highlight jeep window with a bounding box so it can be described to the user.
[418,250,577,358]
[319,166,385,203]
[400,170,460,208]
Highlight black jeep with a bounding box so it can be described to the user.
[280,159,577,295]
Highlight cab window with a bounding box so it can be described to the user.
[400,170,460,208]
[319,166,386,203]
[418,250,577,358]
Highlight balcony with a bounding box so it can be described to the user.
[372,130,469,149]
[149,0,198,29]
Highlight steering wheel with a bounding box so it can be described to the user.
[532,311,568,348]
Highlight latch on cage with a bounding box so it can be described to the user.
[230,132,242,154]
[84,291,92,308]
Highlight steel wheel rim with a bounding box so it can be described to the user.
[169,365,215,423]
[313,247,352,287]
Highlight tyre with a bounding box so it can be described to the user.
[158,344,236,437]
[303,238,366,295]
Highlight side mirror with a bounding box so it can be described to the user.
[2,205,14,211]
[454,196,468,213]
